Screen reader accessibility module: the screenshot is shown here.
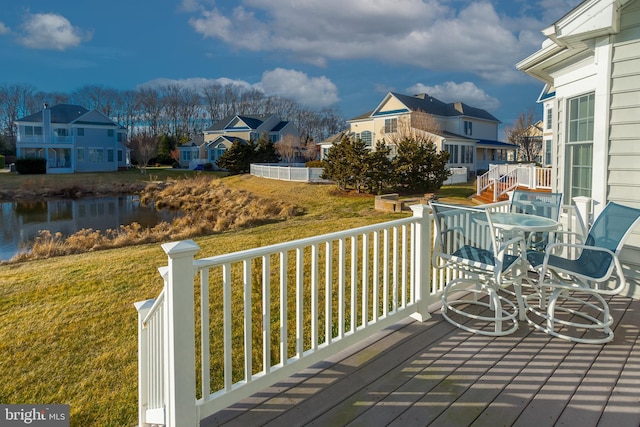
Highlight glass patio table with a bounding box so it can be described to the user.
[482,211,560,321]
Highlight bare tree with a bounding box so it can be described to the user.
[505,110,542,163]
[128,131,159,173]
[275,134,299,163]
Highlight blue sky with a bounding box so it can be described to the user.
[0,0,582,134]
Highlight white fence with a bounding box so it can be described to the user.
[477,164,552,202]
[135,200,589,426]
[443,167,468,185]
[250,164,327,183]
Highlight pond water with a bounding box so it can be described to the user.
[0,196,181,261]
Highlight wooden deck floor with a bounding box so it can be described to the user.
[203,294,640,427]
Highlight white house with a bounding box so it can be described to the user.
[319,92,517,175]
[517,0,640,287]
[15,103,129,173]
[178,114,298,169]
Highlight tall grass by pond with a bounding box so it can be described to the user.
[0,174,476,426]
[9,175,302,263]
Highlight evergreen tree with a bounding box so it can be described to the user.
[216,140,255,175]
[254,133,281,164]
[365,142,394,195]
[392,137,450,193]
[321,135,369,192]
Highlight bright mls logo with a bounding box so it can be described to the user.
[0,405,69,426]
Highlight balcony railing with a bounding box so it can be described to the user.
[135,200,589,427]
[18,135,74,144]
[477,164,552,202]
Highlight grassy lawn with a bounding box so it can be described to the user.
[0,173,476,426]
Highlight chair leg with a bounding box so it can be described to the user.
[525,285,615,344]
[441,278,518,336]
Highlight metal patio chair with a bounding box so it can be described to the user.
[430,202,527,336]
[525,201,640,343]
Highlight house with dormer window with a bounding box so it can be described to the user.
[178,114,298,169]
[319,92,517,175]
[15,103,129,173]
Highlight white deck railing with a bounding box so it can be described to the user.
[477,164,552,201]
[135,200,590,427]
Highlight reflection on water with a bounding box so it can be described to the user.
[0,196,181,261]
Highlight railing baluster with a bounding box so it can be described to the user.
[223,263,232,392]
[280,251,288,366]
[350,236,357,334]
[311,244,319,350]
[201,269,211,401]
[338,238,345,339]
[296,247,304,358]
[373,230,379,322]
[325,241,333,345]
[362,232,369,328]
[262,255,271,374]
[383,228,389,317]
[243,260,252,382]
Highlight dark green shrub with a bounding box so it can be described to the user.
[172,162,180,169]
[203,162,214,171]
[15,157,47,174]
[0,155,4,169]
[306,160,323,168]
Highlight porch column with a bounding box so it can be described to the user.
[410,204,432,322]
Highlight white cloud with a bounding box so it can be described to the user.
[139,69,339,109]
[258,68,339,108]
[0,22,9,35]
[185,0,552,83]
[406,81,501,111]
[18,13,92,50]
[139,77,256,93]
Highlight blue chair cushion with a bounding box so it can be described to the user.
[453,245,519,273]
[526,249,613,280]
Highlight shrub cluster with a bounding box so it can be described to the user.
[15,157,46,174]
[0,155,4,169]
[321,135,451,194]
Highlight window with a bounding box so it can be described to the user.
[55,128,68,137]
[361,131,373,147]
[77,128,84,136]
[546,108,553,130]
[181,150,191,162]
[444,144,458,164]
[545,139,552,165]
[271,134,279,144]
[461,145,474,163]
[384,118,397,133]
[565,93,594,199]
[77,148,85,162]
[24,126,43,136]
[117,133,123,142]
[118,150,123,162]
[107,149,114,162]
[25,126,33,136]
[107,129,114,137]
[464,121,473,136]
[88,148,104,163]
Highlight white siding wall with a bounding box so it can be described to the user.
[609,0,640,283]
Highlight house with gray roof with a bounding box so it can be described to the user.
[178,114,298,169]
[319,92,517,175]
[15,103,129,173]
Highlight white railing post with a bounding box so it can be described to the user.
[135,298,155,427]
[573,196,592,235]
[529,165,536,189]
[409,204,432,322]
[162,240,200,427]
